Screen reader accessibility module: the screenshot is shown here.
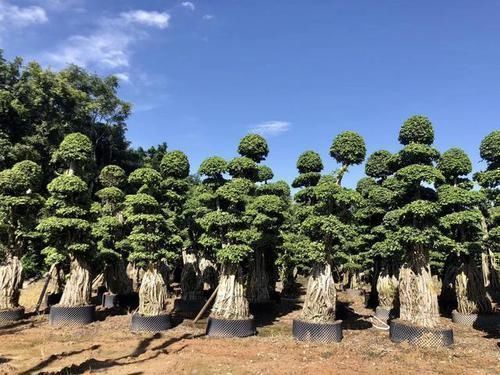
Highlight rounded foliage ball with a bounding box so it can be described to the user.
[479,130,500,165]
[398,115,434,145]
[438,148,472,179]
[99,165,126,188]
[128,167,162,187]
[55,132,92,163]
[257,165,274,182]
[330,131,366,165]
[11,160,43,189]
[199,156,227,177]
[296,150,323,173]
[365,150,392,179]
[160,150,190,178]
[237,134,269,162]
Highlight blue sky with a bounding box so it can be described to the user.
[1,1,499,187]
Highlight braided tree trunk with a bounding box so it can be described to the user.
[181,251,204,301]
[199,257,218,291]
[247,249,270,303]
[126,263,144,293]
[376,272,399,310]
[280,265,298,298]
[0,256,23,310]
[398,247,440,328]
[59,257,92,307]
[455,261,492,314]
[300,263,337,323]
[211,263,249,320]
[138,265,169,316]
[104,259,133,295]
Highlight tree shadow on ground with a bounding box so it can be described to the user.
[336,301,373,330]
[0,357,11,364]
[0,320,37,336]
[22,332,203,374]
[253,297,302,328]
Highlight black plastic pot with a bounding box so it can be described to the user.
[206,317,256,338]
[0,307,25,322]
[174,299,207,314]
[292,319,343,343]
[49,305,96,326]
[389,319,453,347]
[451,310,500,330]
[131,313,171,332]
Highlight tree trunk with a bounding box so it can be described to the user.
[0,256,23,310]
[211,263,249,320]
[46,264,64,295]
[58,257,92,307]
[181,251,204,301]
[376,271,399,310]
[126,262,144,293]
[138,265,169,316]
[398,248,440,328]
[455,261,492,314]
[300,263,337,323]
[487,249,500,292]
[280,265,298,297]
[199,256,218,291]
[104,258,132,295]
[247,250,270,303]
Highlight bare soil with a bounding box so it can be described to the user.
[0,280,498,375]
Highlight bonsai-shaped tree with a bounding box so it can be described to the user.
[0,161,44,312]
[437,148,492,315]
[92,165,132,295]
[474,130,500,298]
[387,116,445,328]
[37,133,94,307]
[124,167,182,316]
[297,131,365,324]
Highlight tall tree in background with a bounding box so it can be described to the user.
[0,161,44,314]
[37,133,94,307]
[475,131,500,299]
[437,148,491,315]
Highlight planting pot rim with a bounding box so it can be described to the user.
[390,319,454,347]
[292,319,343,343]
[206,316,256,338]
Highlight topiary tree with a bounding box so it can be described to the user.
[124,166,182,316]
[0,161,44,313]
[384,116,445,328]
[296,131,365,324]
[474,130,500,298]
[437,148,492,315]
[37,133,94,307]
[92,165,132,296]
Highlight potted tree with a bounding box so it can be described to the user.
[437,148,496,328]
[37,133,95,326]
[125,166,182,331]
[385,116,453,347]
[293,131,366,343]
[92,165,132,308]
[0,161,44,321]
[475,131,500,301]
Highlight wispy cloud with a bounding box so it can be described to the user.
[113,72,130,83]
[202,14,214,20]
[250,121,291,136]
[44,9,170,69]
[121,10,170,29]
[181,2,196,11]
[0,1,48,27]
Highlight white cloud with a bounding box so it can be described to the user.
[181,2,195,11]
[202,14,214,20]
[113,72,130,83]
[250,121,291,136]
[45,9,170,69]
[0,1,48,27]
[120,10,170,29]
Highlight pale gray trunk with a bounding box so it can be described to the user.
[181,251,204,301]
[104,258,133,295]
[300,263,337,323]
[138,265,169,316]
[58,257,92,307]
[126,262,144,293]
[455,261,492,314]
[0,256,23,310]
[376,271,399,310]
[199,257,218,291]
[211,263,249,320]
[247,250,270,303]
[398,247,440,328]
[46,264,64,295]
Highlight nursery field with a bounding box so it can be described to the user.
[0,283,498,375]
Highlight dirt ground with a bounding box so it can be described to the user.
[0,281,499,375]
